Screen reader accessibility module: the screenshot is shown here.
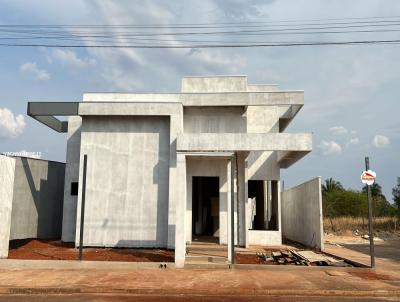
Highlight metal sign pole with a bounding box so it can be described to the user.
[365,157,375,269]
[79,154,88,261]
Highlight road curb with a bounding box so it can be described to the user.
[0,287,399,297]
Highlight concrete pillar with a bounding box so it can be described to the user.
[167,111,183,249]
[0,155,16,258]
[237,152,246,247]
[61,116,82,243]
[243,154,249,248]
[277,180,282,232]
[174,153,187,268]
[227,159,233,263]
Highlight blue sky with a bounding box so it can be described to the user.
[0,0,399,200]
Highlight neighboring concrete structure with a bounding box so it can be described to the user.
[281,177,324,250]
[9,157,65,240]
[0,155,65,258]
[27,75,318,267]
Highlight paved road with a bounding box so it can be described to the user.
[0,294,398,302]
[0,243,399,301]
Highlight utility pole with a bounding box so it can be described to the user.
[365,157,375,269]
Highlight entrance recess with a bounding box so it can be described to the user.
[192,176,219,240]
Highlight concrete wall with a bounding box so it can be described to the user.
[246,105,288,181]
[281,177,324,250]
[9,157,65,240]
[183,107,246,133]
[181,76,248,92]
[248,230,281,245]
[76,116,170,248]
[62,116,82,242]
[247,151,280,180]
[0,155,16,258]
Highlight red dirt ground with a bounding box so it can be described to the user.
[8,239,174,262]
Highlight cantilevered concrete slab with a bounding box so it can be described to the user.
[176,133,312,152]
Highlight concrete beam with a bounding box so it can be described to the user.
[33,116,68,132]
[279,104,303,132]
[247,84,279,92]
[180,91,304,106]
[176,133,312,152]
[277,150,311,168]
[83,93,180,103]
[82,91,303,107]
[27,102,79,133]
[28,102,79,116]
[78,102,182,116]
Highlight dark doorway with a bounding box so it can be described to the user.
[248,180,265,230]
[192,177,219,238]
[248,180,279,231]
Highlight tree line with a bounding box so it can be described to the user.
[322,177,400,218]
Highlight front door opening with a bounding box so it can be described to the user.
[192,176,219,239]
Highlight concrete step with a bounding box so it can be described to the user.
[185,255,228,264]
[187,246,228,253]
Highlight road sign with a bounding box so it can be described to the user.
[361,170,376,185]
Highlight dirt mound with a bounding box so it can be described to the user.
[8,239,174,262]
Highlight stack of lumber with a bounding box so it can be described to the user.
[256,249,351,267]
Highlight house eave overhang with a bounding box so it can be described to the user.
[176,133,312,153]
[27,102,79,133]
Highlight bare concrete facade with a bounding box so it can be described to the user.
[27,76,318,267]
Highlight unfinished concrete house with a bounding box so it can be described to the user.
[26,76,323,267]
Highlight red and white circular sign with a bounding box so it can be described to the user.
[361,170,376,185]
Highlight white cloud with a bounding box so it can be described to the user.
[329,126,348,135]
[20,62,50,81]
[346,137,360,148]
[318,140,342,155]
[0,107,26,139]
[52,49,96,69]
[373,135,390,148]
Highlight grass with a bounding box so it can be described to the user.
[324,216,399,234]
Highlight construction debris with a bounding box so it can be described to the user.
[255,249,352,267]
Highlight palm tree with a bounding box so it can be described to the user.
[362,183,385,199]
[322,178,344,194]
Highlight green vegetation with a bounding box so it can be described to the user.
[322,178,398,219]
[393,177,400,219]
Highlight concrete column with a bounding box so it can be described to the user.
[61,116,82,243]
[0,155,16,258]
[167,111,183,249]
[174,153,187,268]
[277,180,282,232]
[237,152,246,247]
[227,159,233,263]
[244,154,249,248]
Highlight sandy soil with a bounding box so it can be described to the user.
[325,232,400,245]
[324,232,400,263]
[8,239,174,262]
